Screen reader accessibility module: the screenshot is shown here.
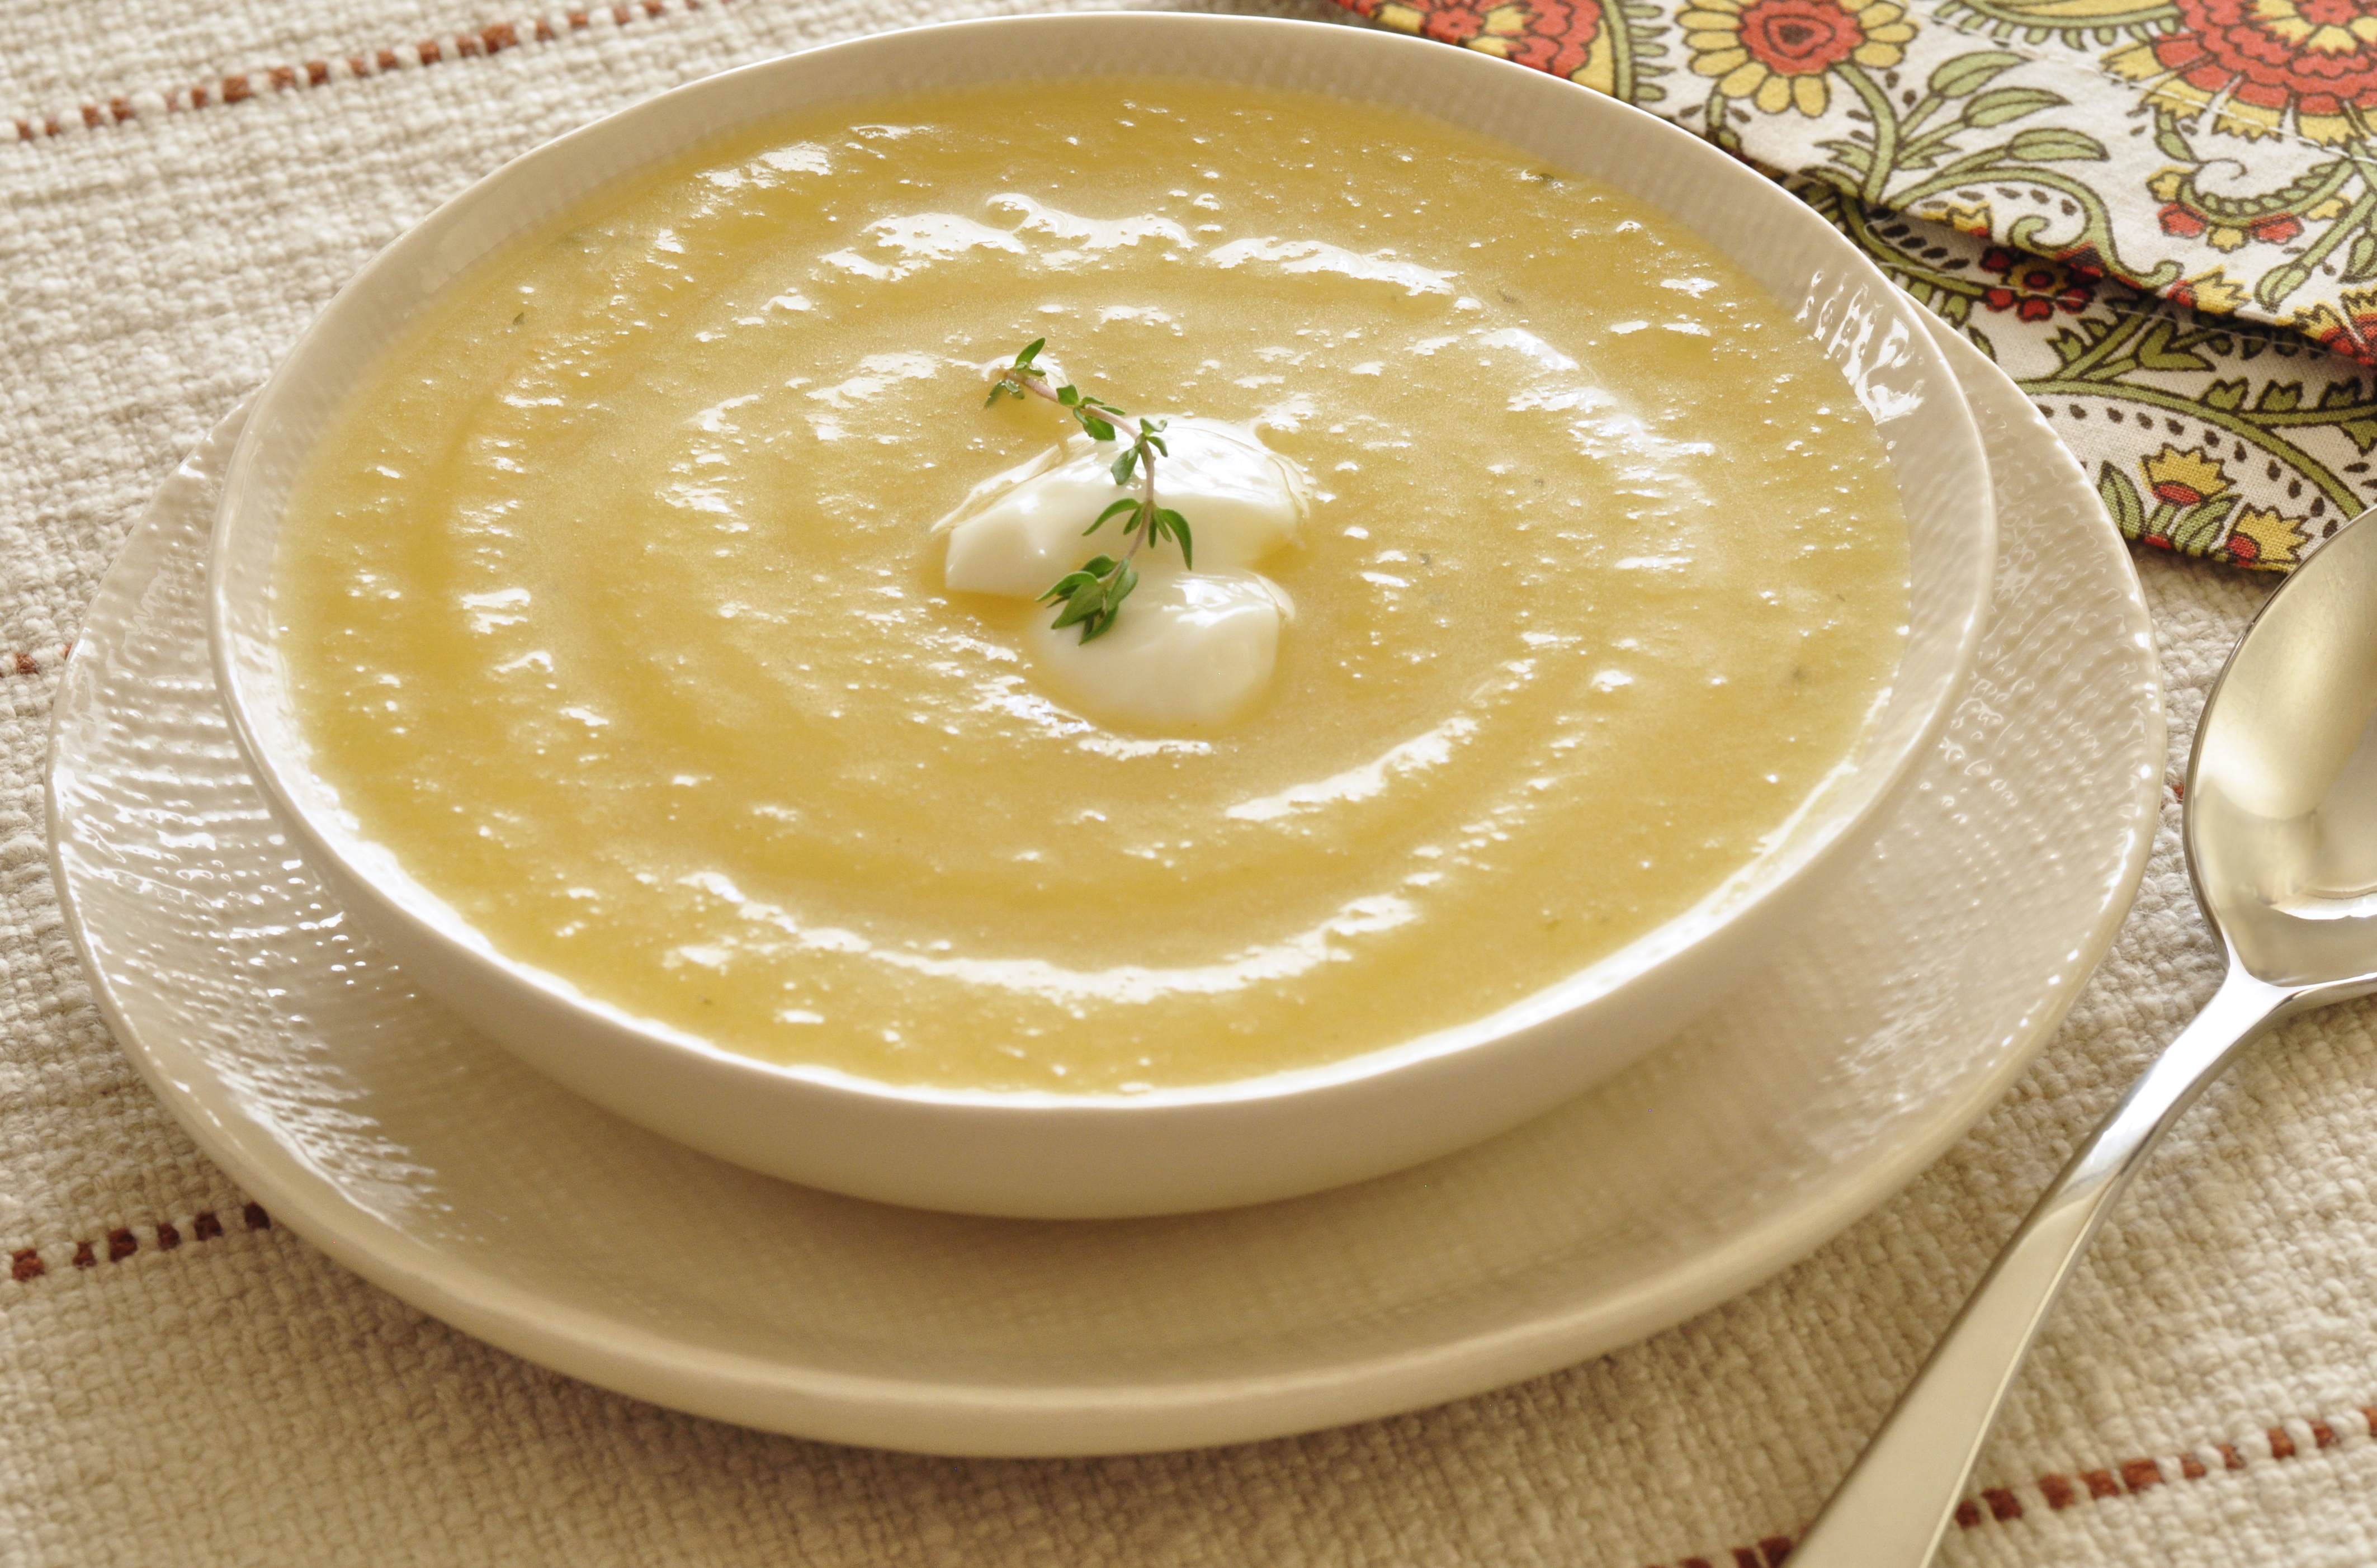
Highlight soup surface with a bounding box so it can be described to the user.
[278,81,1910,1093]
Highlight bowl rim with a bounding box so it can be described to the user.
[208,10,1996,1118]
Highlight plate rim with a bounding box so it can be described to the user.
[46,306,2163,1462]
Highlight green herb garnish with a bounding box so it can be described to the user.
[985,338,1192,643]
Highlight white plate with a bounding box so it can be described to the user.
[46,322,2162,1457]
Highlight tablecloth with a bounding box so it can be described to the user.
[7,0,2377,1563]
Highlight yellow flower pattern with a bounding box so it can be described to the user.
[2228,507,2314,566]
[1683,0,1913,116]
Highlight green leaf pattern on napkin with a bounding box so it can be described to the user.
[1798,181,2377,566]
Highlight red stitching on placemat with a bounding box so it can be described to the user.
[4,1203,272,1286]
[1637,1406,2377,1566]
[4,645,70,677]
[8,1189,2367,1548]
[8,2,715,143]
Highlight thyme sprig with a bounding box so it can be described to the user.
[984,338,1193,643]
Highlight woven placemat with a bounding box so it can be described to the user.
[6,2,2377,1562]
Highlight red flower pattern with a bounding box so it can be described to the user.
[2138,0,2377,138]
[2159,199,2306,251]
[1353,0,1606,80]
[1978,246,2095,322]
[1736,0,1867,75]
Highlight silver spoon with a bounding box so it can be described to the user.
[1792,507,2377,1565]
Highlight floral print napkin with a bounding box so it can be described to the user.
[1336,0,2377,568]
[1804,179,2377,567]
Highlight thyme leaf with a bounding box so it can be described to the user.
[984,339,1189,642]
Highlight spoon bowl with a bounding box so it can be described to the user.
[2191,510,2377,990]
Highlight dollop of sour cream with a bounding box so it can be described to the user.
[937,417,1312,730]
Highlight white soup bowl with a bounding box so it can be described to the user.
[210,13,1996,1218]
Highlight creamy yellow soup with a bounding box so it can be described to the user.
[278,81,1909,1093]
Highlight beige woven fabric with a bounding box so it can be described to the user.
[7,2,2377,1563]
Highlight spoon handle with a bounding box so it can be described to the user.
[1788,963,2296,1567]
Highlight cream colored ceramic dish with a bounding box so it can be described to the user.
[208,16,1995,1217]
[272,76,1918,1101]
[50,322,2159,1455]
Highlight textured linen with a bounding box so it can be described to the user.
[5,1,2377,1564]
